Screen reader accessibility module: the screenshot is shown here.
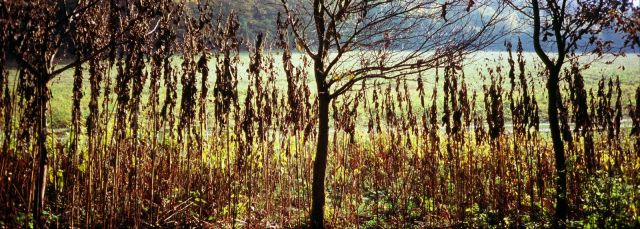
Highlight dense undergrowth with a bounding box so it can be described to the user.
[1,1,639,228]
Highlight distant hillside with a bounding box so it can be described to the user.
[205,1,637,53]
[490,32,638,53]
[203,0,280,39]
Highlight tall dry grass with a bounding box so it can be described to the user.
[0,3,639,228]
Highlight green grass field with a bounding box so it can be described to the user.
[7,51,639,129]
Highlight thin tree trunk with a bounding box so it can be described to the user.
[547,69,568,227]
[33,80,49,227]
[531,0,569,225]
[311,92,330,228]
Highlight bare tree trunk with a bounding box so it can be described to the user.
[547,69,568,227]
[311,91,330,228]
[33,80,49,227]
[531,0,569,225]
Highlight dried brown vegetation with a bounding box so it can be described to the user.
[1,0,639,228]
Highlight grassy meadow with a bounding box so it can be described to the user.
[31,51,640,129]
